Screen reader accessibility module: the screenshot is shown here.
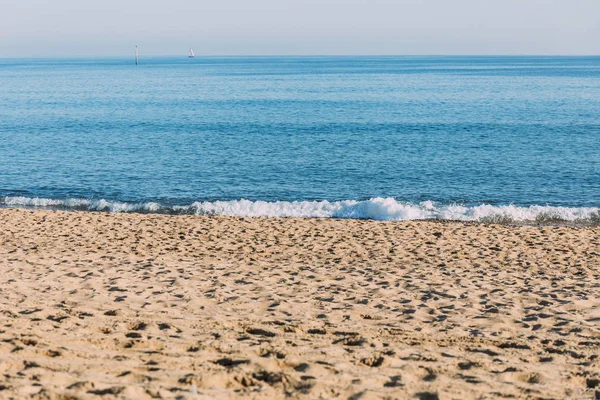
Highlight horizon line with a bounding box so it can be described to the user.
[1,54,599,59]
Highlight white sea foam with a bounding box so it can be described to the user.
[2,196,161,213]
[1,196,598,224]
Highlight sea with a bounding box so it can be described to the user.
[1,56,599,224]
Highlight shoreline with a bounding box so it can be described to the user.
[1,204,599,227]
[1,208,599,399]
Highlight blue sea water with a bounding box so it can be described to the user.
[1,56,599,223]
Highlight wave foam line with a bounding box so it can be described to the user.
[1,196,599,224]
[2,196,161,213]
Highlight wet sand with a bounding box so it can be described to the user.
[0,208,599,399]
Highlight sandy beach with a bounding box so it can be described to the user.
[0,208,598,399]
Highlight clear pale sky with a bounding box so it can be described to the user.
[1,0,598,56]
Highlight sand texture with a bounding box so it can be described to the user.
[0,209,599,399]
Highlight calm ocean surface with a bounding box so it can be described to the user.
[1,56,599,223]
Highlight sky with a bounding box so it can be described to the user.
[0,0,598,56]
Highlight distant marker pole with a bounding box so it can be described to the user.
[135,45,139,65]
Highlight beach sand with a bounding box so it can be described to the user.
[0,208,598,399]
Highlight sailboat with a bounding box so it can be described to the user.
[188,48,195,58]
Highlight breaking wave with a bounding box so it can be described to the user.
[1,196,598,225]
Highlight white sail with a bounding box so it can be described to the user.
[188,47,195,58]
